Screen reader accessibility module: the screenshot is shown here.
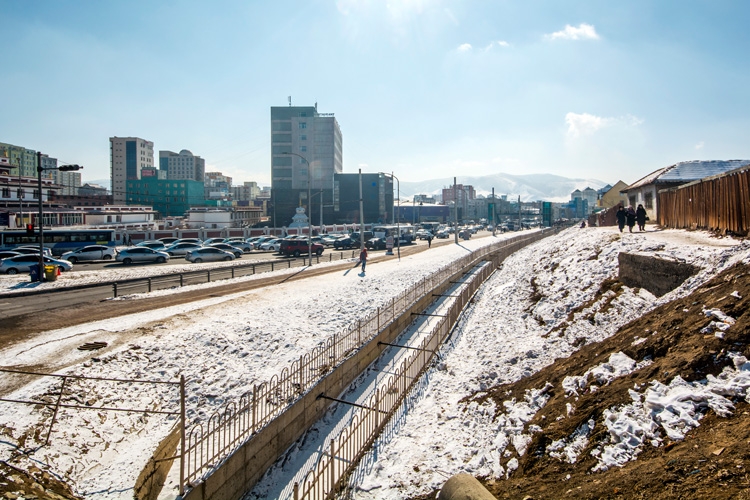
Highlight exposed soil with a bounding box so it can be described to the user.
[412,262,750,499]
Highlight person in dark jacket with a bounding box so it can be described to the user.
[636,204,647,231]
[615,206,627,233]
[626,206,637,233]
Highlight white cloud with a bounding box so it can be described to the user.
[695,141,705,150]
[565,112,643,139]
[545,23,600,41]
[457,43,473,52]
[483,40,510,52]
[566,112,612,138]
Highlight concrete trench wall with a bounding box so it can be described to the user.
[618,252,700,297]
[181,232,551,500]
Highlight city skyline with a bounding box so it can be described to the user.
[2,1,749,188]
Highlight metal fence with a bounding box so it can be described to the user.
[182,231,550,490]
[294,260,495,499]
[659,166,750,236]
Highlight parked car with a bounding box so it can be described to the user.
[320,235,341,246]
[279,239,324,257]
[0,254,73,274]
[61,245,117,263]
[157,237,180,245]
[435,230,450,239]
[172,238,203,245]
[333,236,356,250]
[164,242,203,257]
[209,243,243,258]
[258,238,283,252]
[136,241,168,251]
[415,229,433,240]
[224,239,253,252]
[365,237,387,250]
[0,250,22,260]
[116,247,170,265]
[202,237,227,246]
[185,247,235,263]
[14,246,53,256]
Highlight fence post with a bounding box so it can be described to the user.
[180,274,184,287]
[377,306,380,332]
[45,375,68,446]
[147,278,152,293]
[180,374,186,496]
[113,283,117,297]
[330,439,336,491]
[207,270,211,282]
[299,355,304,393]
[252,384,257,433]
[294,482,299,500]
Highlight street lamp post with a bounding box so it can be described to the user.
[378,171,400,260]
[281,151,312,263]
[36,152,82,280]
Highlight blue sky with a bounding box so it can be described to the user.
[2,0,749,187]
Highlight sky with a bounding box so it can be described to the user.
[2,0,749,188]
[1,227,747,498]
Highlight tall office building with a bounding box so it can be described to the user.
[110,137,154,203]
[159,149,206,182]
[270,104,342,226]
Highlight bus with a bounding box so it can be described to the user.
[0,229,117,256]
[420,222,441,234]
[372,224,416,244]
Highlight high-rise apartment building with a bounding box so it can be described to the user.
[270,104,342,226]
[110,137,154,203]
[159,149,206,182]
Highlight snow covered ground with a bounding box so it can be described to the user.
[0,226,747,499]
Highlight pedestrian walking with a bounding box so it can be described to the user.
[359,247,368,273]
[636,204,647,231]
[427,234,433,248]
[615,206,626,233]
[626,206,637,233]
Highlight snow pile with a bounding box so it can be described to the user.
[592,354,750,472]
[562,352,653,397]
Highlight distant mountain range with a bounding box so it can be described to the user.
[85,172,610,204]
[399,173,609,203]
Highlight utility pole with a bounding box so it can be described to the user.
[358,169,364,252]
[454,177,458,244]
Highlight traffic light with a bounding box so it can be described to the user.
[26,223,34,235]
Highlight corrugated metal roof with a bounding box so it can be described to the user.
[624,160,750,191]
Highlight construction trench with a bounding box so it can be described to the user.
[137,231,553,500]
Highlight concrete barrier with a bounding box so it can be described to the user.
[438,473,496,500]
[134,423,181,500]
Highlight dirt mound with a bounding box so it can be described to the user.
[418,261,750,499]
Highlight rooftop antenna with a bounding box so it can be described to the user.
[315,101,318,111]
[288,96,292,107]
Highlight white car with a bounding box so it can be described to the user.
[0,254,73,274]
[62,245,117,263]
[165,242,203,257]
[259,238,283,252]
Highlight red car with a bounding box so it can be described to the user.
[279,239,324,257]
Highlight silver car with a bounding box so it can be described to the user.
[0,254,73,274]
[116,247,170,265]
[164,242,203,257]
[61,245,117,263]
[185,247,235,263]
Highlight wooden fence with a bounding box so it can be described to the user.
[658,166,750,236]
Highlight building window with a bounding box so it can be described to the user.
[2,188,9,198]
[300,135,307,141]
[299,122,307,129]
[300,146,307,152]
[644,192,653,209]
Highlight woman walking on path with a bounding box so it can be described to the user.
[636,204,647,231]
[626,206,637,233]
[615,206,627,233]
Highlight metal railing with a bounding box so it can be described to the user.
[294,261,495,499]
[182,231,551,489]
